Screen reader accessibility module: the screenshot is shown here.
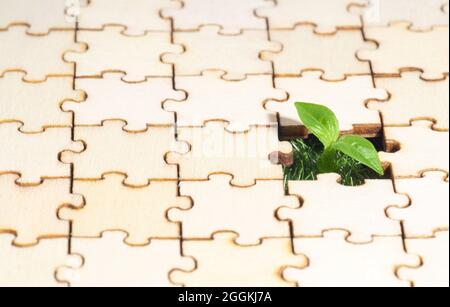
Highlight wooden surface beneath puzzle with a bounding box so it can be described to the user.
[0,0,449,287]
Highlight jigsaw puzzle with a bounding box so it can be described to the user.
[170,232,307,287]
[279,174,407,243]
[58,174,191,245]
[168,174,298,245]
[262,26,373,80]
[284,230,420,287]
[266,73,385,135]
[1,0,449,288]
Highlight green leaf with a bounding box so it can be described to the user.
[295,102,340,149]
[333,135,384,175]
[317,147,338,174]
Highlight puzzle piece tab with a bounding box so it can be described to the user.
[381,122,449,178]
[56,232,194,287]
[166,121,292,186]
[363,0,449,31]
[63,73,184,131]
[285,230,420,287]
[0,123,84,184]
[162,0,269,34]
[168,175,298,245]
[0,72,85,133]
[77,0,179,35]
[399,231,449,287]
[358,23,449,80]
[387,172,449,238]
[165,72,285,131]
[266,73,384,135]
[0,175,82,246]
[0,235,70,287]
[163,26,281,81]
[369,73,449,131]
[262,26,373,80]
[65,27,182,81]
[0,26,82,82]
[278,174,406,243]
[60,120,187,185]
[256,0,366,33]
[59,174,191,245]
[0,0,75,34]
[171,232,307,287]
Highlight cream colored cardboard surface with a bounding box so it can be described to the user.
[0,175,82,246]
[57,232,195,287]
[168,175,298,245]
[0,235,69,287]
[0,124,83,184]
[0,73,85,133]
[60,121,188,185]
[0,0,75,34]
[77,0,179,35]
[162,26,281,81]
[370,73,449,130]
[63,73,184,131]
[165,72,285,131]
[166,121,292,186]
[279,174,406,243]
[285,230,420,287]
[262,26,373,80]
[399,231,449,287]
[388,172,449,238]
[380,122,449,178]
[65,27,182,81]
[266,73,384,133]
[171,232,307,287]
[256,0,366,33]
[358,23,449,80]
[59,174,191,245]
[363,0,449,30]
[0,26,82,82]
[163,0,269,34]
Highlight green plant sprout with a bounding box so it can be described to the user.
[284,102,384,186]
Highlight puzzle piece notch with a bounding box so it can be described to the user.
[60,120,189,186]
[284,230,420,287]
[0,174,83,246]
[387,171,449,238]
[0,123,85,185]
[56,231,195,287]
[362,0,449,31]
[380,121,449,178]
[0,234,73,287]
[369,72,449,131]
[162,0,270,35]
[77,0,181,35]
[166,121,292,186]
[266,72,385,134]
[0,25,85,82]
[164,71,286,132]
[162,25,282,81]
[262,25,374,81]
[170,232,307,287]
[0,0,76,34]
[64,26,183,81]
[62,73,184,131]
[168,174,299,245]
[256,0,367,34]
[358,22,449,80]
[399,231,449,287]
[58,173,191,245]
[0,72,85,133]
[278,173,407,243]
